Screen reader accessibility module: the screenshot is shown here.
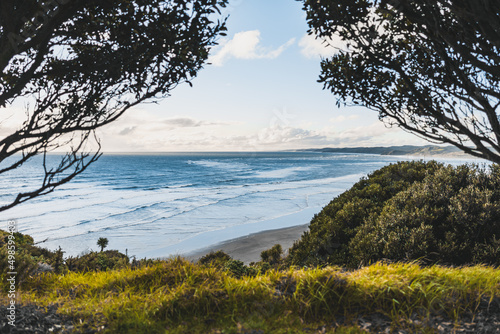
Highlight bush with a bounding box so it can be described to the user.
[351,164,500,266]
[198,250,232,269]
[261,244,283,266]
[0,229,63,284]
[287,161,500,268]
[224,259,247,278]
[0,247,38,289]
[198,251,259,278]
[0,229,129,274]
[65,250,129,272]
[287,160,443,267]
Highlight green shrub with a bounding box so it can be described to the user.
[224,259,257,278]
[351,164,500,266]
[65,250,129,272]
[198,250,232,269]
[287,160,444,267]
[0,247,38,290]
[0,229,63,285]
[287,161,500,268]
[261,244,283,265]
[250,261,271,274]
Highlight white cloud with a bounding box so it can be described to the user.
[329,115,360,123]
[299,33,348,59]
[256,125,327,146]
[163,118,202,127]
[118,126,137,135]
[162,117,226,128]
[334,122,395,142]
[209,30,295,66]
[97,108,423,152]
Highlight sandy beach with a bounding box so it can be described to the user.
[138,207,320,260]
[186,224,309,264]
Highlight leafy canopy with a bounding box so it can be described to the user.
[301,0,500,163]
[0,0,227,211]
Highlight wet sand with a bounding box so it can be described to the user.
[186,224,309,264]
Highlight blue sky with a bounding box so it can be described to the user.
[7,0,426,152]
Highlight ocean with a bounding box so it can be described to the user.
[0,152,479,258]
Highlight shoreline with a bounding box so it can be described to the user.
[185,223,310,264]
[138,207,320,261]
[142,156,484,263]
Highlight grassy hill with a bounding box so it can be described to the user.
[2,255,500,333]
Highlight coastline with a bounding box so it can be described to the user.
[139,154,484,263]
[185,223,309,264]
[138,207,320,261]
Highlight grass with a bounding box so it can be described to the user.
[3,258,499,333]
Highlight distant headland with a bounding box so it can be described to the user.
[297,145,473,158]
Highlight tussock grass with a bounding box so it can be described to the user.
[4,258,499,333]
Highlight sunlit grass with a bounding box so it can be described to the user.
[4,258,499,333]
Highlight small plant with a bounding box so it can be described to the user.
[97,252,110,271]
[97,237,109,252]
[222,259,258,278]
[261,244,283,266]
[53,246,65,273]
[198,250,232,268]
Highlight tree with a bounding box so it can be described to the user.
[0,0,227,212]
[300,0,500,163]
[97,237,108,252]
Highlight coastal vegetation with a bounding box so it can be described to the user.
[288,161,500,268]
[2,0,499,332]
[1,161,500,333]
[3,257,500,333]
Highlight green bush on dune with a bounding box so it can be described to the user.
[351,164,500,266]
[65,250,129,272]
[287,161,500,268]
[287,160,444,267]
